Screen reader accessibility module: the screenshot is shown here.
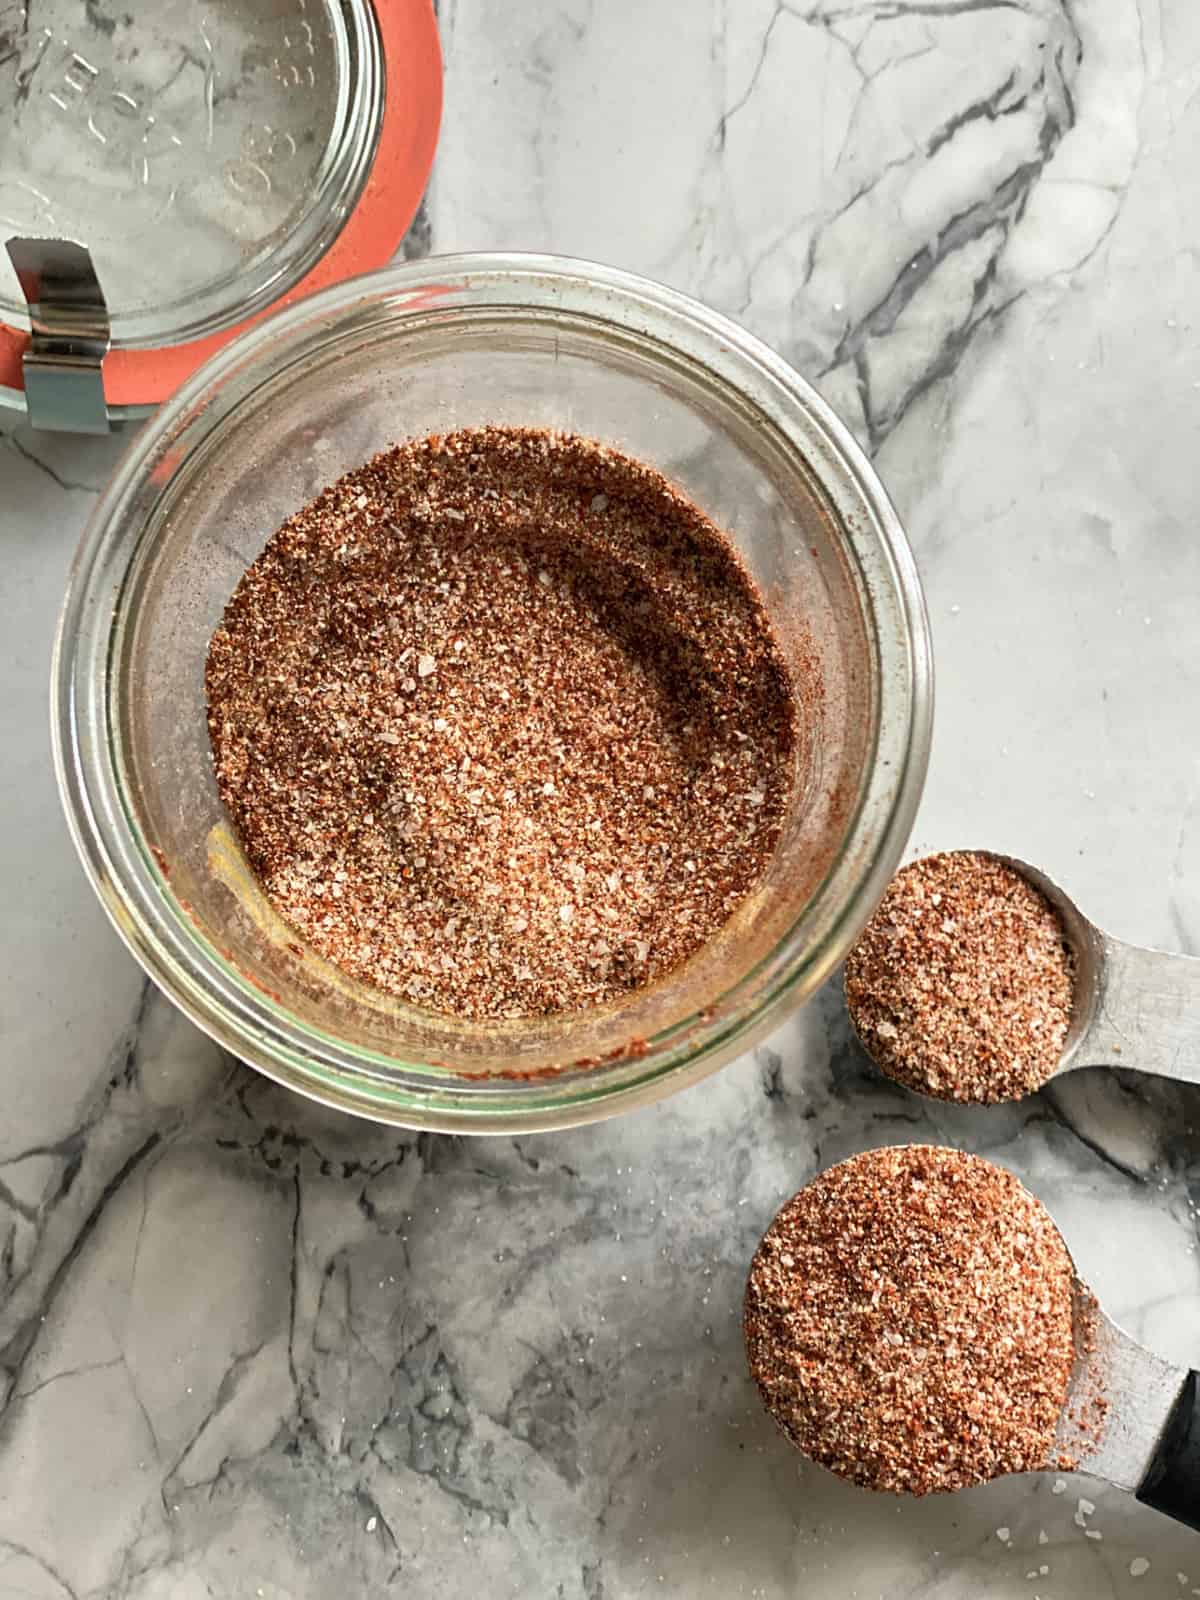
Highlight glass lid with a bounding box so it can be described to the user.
[0,0,441,422]
[0,0,383,348]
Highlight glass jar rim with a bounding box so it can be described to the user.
[52,252,933,1132]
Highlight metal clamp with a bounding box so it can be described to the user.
[5,236,111,433]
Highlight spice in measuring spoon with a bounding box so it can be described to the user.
[743,1145,1076,1495]
[844,850,1075,1104]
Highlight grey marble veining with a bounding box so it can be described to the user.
[3,0,1200,1594]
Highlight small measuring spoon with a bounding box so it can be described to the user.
[850,852,1200,1096]
[1013,856,1200,1089]
[1061,1275,1199,1530]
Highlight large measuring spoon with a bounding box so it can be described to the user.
[746,1146,1199,1529]
[1063,1277,1199,1530]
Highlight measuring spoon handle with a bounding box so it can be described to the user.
[1079,937,1200,1088]
[1137,1370,1200,1531]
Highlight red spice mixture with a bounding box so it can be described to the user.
[206,426,798,1019]
[844,851,1075,1103]
[744,1145,1075,1495]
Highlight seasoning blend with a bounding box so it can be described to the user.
[207,425,801,1019]
[744,1145,1076,1495]
[844,851,1075,1103]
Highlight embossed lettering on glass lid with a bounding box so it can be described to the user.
[0,0,383,348]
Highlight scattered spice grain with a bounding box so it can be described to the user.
[743,1145,1076,1495]
[206,426,800,1019]
[844,851,1075,1103]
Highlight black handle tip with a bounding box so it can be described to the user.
[1138,1370,1200,1533]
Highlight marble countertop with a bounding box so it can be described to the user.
[3,0,1199,1594]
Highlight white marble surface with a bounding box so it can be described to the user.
[3,0,1200,1593]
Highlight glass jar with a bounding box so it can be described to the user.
[53,254,932,1131]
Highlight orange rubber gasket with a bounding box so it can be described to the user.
[0,0,441,408]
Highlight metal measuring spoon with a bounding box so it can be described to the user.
[1060,1274,1199,1531]
[1013,856,1200,1089]
[848,851,1200,1097]
[747,1144,1199,1524]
